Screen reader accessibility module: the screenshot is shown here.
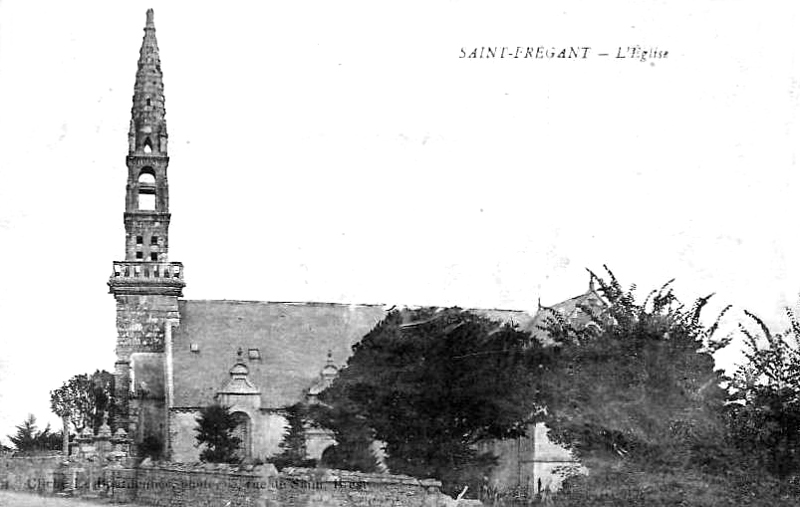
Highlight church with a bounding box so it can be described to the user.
[108,9,601,490]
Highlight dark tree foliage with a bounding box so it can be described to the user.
[50,370,116,434]
[538,268,731,473]
[534,268,800,505]
[195,404,241,464]
[7,414,63,454]
[727,309,800,479]
[309,402,381,473]
[314,307,546,495]
[140,435,164,461]
[271,403,316,469]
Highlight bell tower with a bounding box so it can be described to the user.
[122,7,173,266]
[108,9,183,456]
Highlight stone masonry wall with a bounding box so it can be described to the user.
[126,461,277,507]
[1,458,445,507]
[115,294,180,356]
[118,464,443,507]
[168,410,200,461]
[276,468,443,507]
[478,422,581,492]
[0,455,63,494]
[114,293,179,447]
[0,455,134,500]
[169,409,289,462]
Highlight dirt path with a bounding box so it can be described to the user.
[0,490,143,507]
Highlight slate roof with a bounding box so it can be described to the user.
[528,284,608,343]
[171,300,389,409]
[470,308,537,332]
[170,300,539,410]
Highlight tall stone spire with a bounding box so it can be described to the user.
[129,8,167,156]
[110,6,183,291]
[109,7,183,276]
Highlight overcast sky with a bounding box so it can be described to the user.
[1,1,799,444]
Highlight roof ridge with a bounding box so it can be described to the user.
[181,299,387,308]
[469,307,533,314]
[180,299,535,313]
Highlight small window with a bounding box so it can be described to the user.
[136,251,143,259]
[136,235,143,245]
[190,343,200,353]
[146,98,151,107]
[248,348,261,360]
[151,236,158,245]
[150,252,158,261]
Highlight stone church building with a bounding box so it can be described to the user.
[107,10,601,490]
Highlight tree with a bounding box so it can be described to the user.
[8,415,38,452]
[6,415,63,454]
[529,268,800,505]
[314,308,546,495]
[195,404,241,463]
[726,309,800,478]
[537,268,731,472]
[270,403,316,469]
[50,370,116,439]
[308,400,379,472]
[51,370,116,456]
[140,435,164,461]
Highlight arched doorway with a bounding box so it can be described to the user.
[231,412,251,460]
[319,444,338,468]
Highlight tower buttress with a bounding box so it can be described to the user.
[108,9,183,457]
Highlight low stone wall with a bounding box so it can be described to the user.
[275,467,443,507]
[0,455,64,494]
[61,459,132,499]
[124,464,443,507]
[122,461,278,507]
[0,458,445,507]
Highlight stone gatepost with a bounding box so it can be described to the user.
[111,428,132,458]
[93,418,113,458]
[76,426,96,459]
